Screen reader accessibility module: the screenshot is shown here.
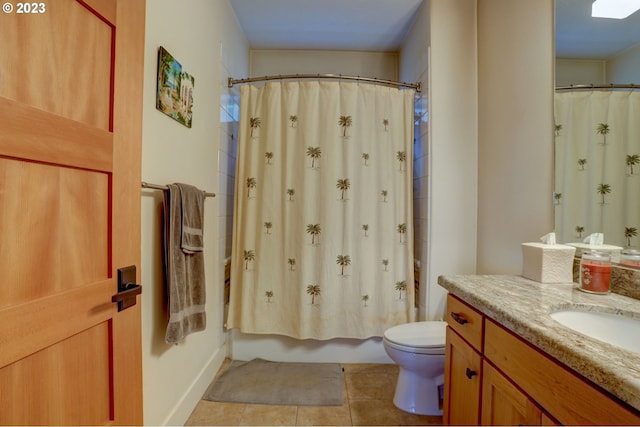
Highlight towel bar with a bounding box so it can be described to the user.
[141,181,216,198]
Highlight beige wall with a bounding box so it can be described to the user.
[422,0,479,319]
[607,43,640,83]
[408,0,554,313]
[141,0,248,424]
[556,43,640,86]
[250,49,398,79]
[556,59,606,86]
[477,0,555,274]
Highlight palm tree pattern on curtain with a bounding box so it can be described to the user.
[227,81,416,340]
[554,90,640,249]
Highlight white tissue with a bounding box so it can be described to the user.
[583,233,604,246]
[540,232,557,245]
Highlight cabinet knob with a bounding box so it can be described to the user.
[451,311,468,325]
[465,367,477,379]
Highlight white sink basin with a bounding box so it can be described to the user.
[550,308,640,353]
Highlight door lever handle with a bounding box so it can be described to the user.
[465,367,477,379]
[112,265,142,312]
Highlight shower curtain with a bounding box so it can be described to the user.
[227,81,416,340]
[554,90,640,248]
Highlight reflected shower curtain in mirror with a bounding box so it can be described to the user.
[554,90,640,248]
[227,81,416,339]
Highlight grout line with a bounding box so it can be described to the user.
[343,364,354,426]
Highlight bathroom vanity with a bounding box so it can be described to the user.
[438,274,640,425]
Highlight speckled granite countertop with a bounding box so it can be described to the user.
[438,274,640,411]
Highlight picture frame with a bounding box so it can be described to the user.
[156,46,194,128]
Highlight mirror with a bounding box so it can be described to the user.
[554,0,640,258]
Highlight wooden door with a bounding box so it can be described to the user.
[541,412,560,426]
[0,0,145,424]
[481,361,541,426]
[443,327,482,426]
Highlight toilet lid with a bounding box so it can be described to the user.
[384,321,446,348]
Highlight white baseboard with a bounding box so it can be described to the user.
[161,346,227,426]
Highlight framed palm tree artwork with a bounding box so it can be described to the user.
[156,46,194,128]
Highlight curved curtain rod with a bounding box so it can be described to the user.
[556,83,640,91]
[228,74,422,92]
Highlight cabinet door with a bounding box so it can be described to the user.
[444,327,482,425]
[481,361,541,426]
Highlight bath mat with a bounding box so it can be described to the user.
[203,358,344,406]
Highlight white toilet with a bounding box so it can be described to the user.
[383,321,447,415]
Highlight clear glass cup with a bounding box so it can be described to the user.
[579,250,612,294]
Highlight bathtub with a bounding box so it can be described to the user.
[229,329,394,363]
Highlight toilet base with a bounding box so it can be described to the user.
[392,368,444,416]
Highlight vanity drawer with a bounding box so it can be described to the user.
[446,294,484,352]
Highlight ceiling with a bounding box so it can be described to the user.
[229,0,640,59]
[228,0,424,51]
[556,0,640,59]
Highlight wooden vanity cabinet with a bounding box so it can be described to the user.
[443,294,484,425]
[443,294,640,426]
[484,318,640,425]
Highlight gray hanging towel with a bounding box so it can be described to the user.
[163,183,206,345]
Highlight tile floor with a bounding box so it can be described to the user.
[185,360,443,426]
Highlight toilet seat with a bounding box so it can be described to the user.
[383,321,446,355]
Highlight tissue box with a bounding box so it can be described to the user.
[521,243,576,283]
